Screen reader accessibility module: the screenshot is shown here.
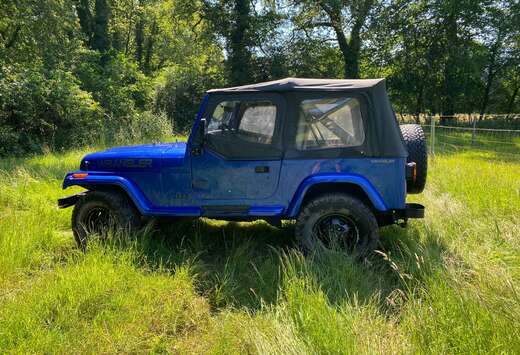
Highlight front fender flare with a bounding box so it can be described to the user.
[63,172,201,217]
[63,172,152,214]
[286,173,387,217]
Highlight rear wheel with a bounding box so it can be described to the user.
[400,124,428,194]
[295,194,379,256]
[72,190,141,251]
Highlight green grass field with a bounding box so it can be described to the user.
[1,144,519,354]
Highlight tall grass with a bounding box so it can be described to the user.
[0,145,519,353]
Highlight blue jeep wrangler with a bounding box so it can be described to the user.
[59,78,426,254]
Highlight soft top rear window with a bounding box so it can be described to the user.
[295,97,365,150]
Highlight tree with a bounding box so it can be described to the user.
[290,0,375,79]
[135,4,145,67]
[203,0,282,85]
[203,0,254,85]
[92,0,111,53]
[76,0,111,54]
[227,0,253,84]
[366,0,444,119]
[478,0,520,119]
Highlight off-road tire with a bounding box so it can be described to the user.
[72,190,141,251]
[295,194,379,256]
[400,124,428,194]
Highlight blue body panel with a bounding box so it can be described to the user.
[63,94,408,218]
[191,149,282,200]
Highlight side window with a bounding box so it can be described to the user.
[237,102,276,144]
[207,100,277,145]
[207,100,239,133]
[296,97,365,150]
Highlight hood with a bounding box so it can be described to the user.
[80,142,187,171]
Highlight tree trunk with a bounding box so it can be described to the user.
[92,0,110,53]
[441,3,460,123]
[506,84,519,116]
[143,19,158,74]
[135,15,144,69]
[479,67,495,121]
[344,31,360,79]
[76,0,93,44]
[331,25,357,79]
[479,36,502,121]
[228,0,252,85]
[4,25,21,49]
[414,84,424,123]
[124,3,136,56]
[320,2,368,79]
[345,10,366,79]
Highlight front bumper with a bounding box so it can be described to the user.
[57,192,86,208]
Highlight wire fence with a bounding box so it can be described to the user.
[398,113,520,130]
[398,115,520,159]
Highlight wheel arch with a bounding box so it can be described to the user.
[287,175,387,218]
[84,185,140,212]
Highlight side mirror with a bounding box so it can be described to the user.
[197,118,206,144]
[192,118,206,156]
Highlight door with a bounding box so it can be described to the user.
[191,94,285,204]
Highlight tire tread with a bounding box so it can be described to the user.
[400,124,428,194]
[295,193,379,255]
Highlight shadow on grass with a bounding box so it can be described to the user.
[129,218,294,310]
[105,217,454,315]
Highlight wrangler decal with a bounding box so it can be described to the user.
[98,159,153,168]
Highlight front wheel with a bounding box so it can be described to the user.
[295,194,379,256]
[72,190,141,251]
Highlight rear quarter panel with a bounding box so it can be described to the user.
[280,157,407,216]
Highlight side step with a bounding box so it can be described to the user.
[202,205,250,217]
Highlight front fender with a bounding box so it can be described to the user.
[62,172,200,217]
[62,171,150,214]
[286,173,387,217]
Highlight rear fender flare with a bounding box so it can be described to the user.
[286,174,387,217]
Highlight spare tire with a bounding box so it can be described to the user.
[400,124,428,194]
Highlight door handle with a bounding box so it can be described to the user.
[191,146,203,156]
[255,166,269,173]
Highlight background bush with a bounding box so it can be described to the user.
[0,0,518,156]
[0,65,104,155]
[152,67,223,133]
[0,63,171,156]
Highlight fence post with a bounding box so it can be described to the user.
[430,115,435,158]
[471,115,477,145]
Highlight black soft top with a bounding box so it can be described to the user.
[205,77,407,158]
[207,77,385,93]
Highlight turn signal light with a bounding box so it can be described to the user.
[406,162,417,182]
[72,173,88,179]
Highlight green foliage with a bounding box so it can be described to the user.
[204,0,283,85]
[112,110,173,144]
[0,0,226,155]
[365,0,520,116]
[153,66,224,133]
[74,51,152,116]
[0,0,519,156]
[0,59,168,156]
[0,65,104,155]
